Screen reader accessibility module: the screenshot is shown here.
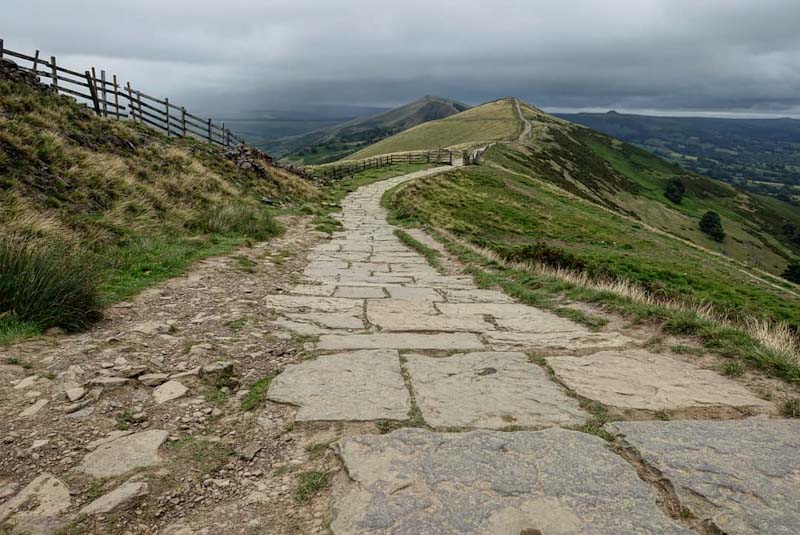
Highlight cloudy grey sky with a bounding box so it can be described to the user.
[3,0,800,117]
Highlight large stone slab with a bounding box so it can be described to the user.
[438,303,586,333]
[77,429,169,477]
[79,481,149,515]
[332,428,691,534]
[264,295,363,313]
[318,333,485,351]
[546,350,771,416]
[405,352,587,429]
[367,299,493,332]
[0,473,70,534]
[267,350,410,421]
[485,330,632,351]
[610,420,800,535]
[287,312,365,330]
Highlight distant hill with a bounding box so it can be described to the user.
[264,96,470,163]
[349,98,521,159]
[556,111,800,201]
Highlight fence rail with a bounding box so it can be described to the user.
[0,40,244,148]
[311,150,454,181]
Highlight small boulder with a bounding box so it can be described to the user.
[65,387,86,402]
[153,380,187,404]
[139,373,169,387]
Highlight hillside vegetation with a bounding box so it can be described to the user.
[374,98,800,378]
[0,66,319,343]
[558,111,800,200]
[350,98,522,158]
[266,96,469,164]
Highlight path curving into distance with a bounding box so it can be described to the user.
[263,165,798,534]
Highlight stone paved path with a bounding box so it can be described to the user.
[264,166,793,534]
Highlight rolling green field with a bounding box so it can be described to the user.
[349,99,521,158]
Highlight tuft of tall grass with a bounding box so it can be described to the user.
[190,202,281,240]
[0,235,101,332]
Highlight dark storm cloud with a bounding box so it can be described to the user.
[3,0,800,116]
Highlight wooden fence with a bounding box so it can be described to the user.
[312,150,454,181]
[0,40,243,148]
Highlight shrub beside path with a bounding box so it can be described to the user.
[264,165,799,534]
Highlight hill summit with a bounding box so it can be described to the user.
[265,95,469,163]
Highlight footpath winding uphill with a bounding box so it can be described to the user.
[264,166,799,534]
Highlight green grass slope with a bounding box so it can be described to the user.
[349,98,522,159]
[496,102,800,275]
[267,96,469,164]
[556,111,800,197]
[0,67,319,343]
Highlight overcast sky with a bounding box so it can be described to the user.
[3,0,800,117]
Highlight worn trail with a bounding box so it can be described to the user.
[262,166,795,534]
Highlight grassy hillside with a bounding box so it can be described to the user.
[266,96,469,164]
[380,98,800,379]
[349,98,522,158]
[499,103,800,275]
[557,111,800,199]
[0,67,319,343]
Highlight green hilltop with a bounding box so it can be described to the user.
[265,95,469,164]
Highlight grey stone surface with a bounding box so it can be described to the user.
[0,473,70,533]
[152,379,188,404]
[267,350,410,421]
[546,350,771,415]
[79,481,149,515]
[287,312,365,330]
[405,352,587,429]
[367,299,493,332]
[332,428,691,534]
[485,330,633,351]
[318,333,485,351]
[610,420,800,535]
[334,286,386,299]
[77,429,169,477]
[19,398,48,417]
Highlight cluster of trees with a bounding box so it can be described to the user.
[664,177,685,204]
[699,211,725,242]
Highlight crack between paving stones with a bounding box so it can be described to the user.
[611,438,725,535]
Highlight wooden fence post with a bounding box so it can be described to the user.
[126,82,135,122]
[100,70,107,116]
[207,118,212,142]
[221,122,226,145]
[50,56,58,93]
[0,39,4,58]
[112,74,120,118]
[32,50,39,75]
[181,107,187,136]
[164,97,170,136]
[85,71,101,115]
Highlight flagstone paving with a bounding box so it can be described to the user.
[610,420,800,535]
[261,165,790,534]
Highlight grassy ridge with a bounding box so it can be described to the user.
[0,75,318,343]
[349,99,520,159]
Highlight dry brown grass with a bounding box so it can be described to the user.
[441,229,800,362]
